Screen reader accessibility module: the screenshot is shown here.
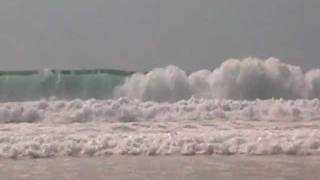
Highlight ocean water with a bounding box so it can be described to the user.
[1,58,320,179]
[2,58,320,102]
[1,156,320,180]
[0,69,131,101]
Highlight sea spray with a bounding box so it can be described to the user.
[1,58,320,101]
[116,58,320,101]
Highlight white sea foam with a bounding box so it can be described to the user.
[0,98,320,158]
[1,58,320,158]
[1,58,320,102]
[0,98,320,123]
[0,121,320,158]
[116,58,320,101]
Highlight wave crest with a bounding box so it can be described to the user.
[116,58,320,101]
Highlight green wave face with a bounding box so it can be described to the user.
[0,69,132,101]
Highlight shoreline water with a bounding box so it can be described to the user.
[0,155,319,180]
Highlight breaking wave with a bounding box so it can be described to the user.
[0,69,132,101]
[1,58,320,102]
[1,58,320,158]
[116,58,320,101]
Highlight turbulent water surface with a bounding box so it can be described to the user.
[2,58,320,102]
[0,98,320,158]
[0,58,320,159]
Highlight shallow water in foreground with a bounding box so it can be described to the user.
[0,156,319,180]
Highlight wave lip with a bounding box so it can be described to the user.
[0,69,133,101]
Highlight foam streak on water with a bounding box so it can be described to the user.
[0,98,320,158]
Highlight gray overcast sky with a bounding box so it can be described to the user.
[0,0,319,71]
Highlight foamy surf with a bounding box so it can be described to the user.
[1,58,320,102]
[0,98,320,158]
[1,58,320,159]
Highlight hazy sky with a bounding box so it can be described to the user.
[0,0,319,71]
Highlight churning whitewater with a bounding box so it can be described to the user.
[116,58,320,101]
[1,58,320,158]
[1,58,320,101]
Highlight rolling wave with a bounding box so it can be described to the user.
[0,69,133,101]
[117,58,320,101]
[1,58,320,102]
